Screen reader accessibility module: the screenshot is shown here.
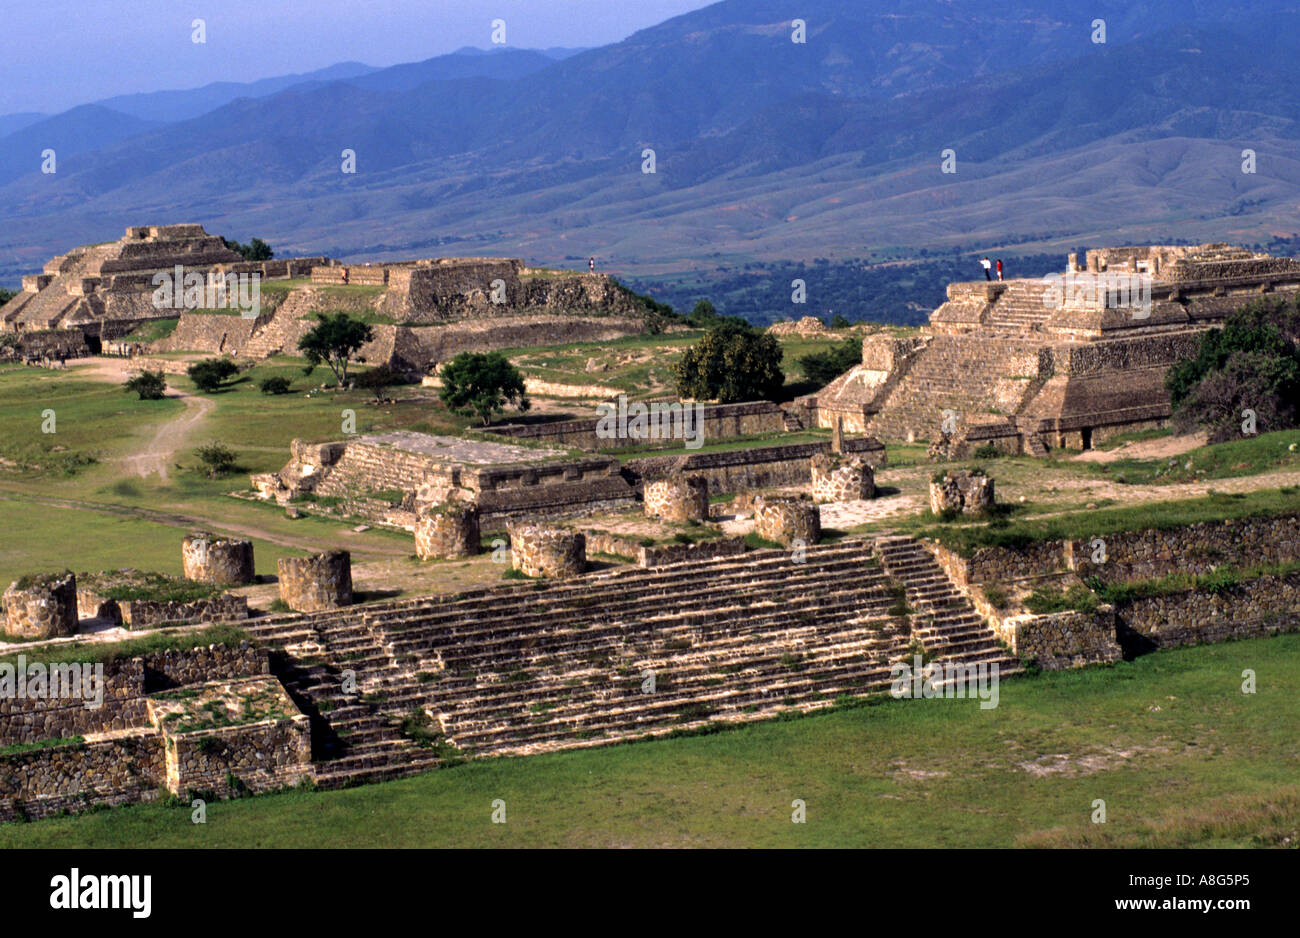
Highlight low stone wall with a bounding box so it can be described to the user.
[628,437,885,495]
[996,609,1122,670]
[182,533,255,586]
[584,532,747,567]
[930,471,994,515]
[1117,571,1300,649]
[485,401,786,451]
[940,513,1300,586]
[509,524,586,578]
[77,591,248,629]
[277,551,353,612]
[0,733,165,822]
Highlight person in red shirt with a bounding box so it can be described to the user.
[996,258,1004,281]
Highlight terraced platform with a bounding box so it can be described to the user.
[243,536,1017,787]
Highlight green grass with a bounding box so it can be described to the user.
[918,487,1300,556]
[1089,429,1300,485]
[3,634,1297,847]
[0,623,250,669]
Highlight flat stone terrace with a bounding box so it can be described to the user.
[360,431,564,464]
[242,536,1017,785]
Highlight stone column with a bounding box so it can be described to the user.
[643,475,709,522]
[277,551,353,612]
[182,533,255,586]
[414,503,481,560]
[753,496,821,547]
[507,523,586,578]
[4,572,79,638]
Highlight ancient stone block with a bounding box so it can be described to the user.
[809,453,874,503]
[414,503,481,560]
[753,496,821,547]
[3,572,78,639]
[930,471,995,516]
[508,523,586,578]
[643,475,709,522]
[277,551,353,613]
[182,533,255,586]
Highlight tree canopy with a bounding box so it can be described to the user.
[222,237,274,261]
[438,351,530,425]
[298,312,375,387]
[673,319,785,403]
[187,358,239,393]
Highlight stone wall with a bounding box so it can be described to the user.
[929,471,994,516]
[182,533,255,586]
[508,524,586,578]
[942,513,1300,585]
[584,532,747,567]
[277,551,353,612]
[77,590,248,629]
[1117,572,1300,649]
[485,401,786,451]
[628,437,885,495]
[0,734,165,822]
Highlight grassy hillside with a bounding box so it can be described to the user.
[3,634,1296,848]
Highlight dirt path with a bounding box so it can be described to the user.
[73,357,214,480]
[1071,431,1208,464]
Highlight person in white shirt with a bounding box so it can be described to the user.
[980,257,992,281]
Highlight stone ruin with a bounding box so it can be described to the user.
[3,572,78,639]
[809,452,874,503]
[414,502,482,560]
[807,243,1300,452]
[277,551,353,613]
[643,474,709,522]
[753,496,821,547]
[182,532,255,586]
[508,523,586,578]
[930,470,995,516]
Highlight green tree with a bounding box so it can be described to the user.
[194,442,238,477]
[674,320,785,403]
[438,352,529,425]
[798,336,862,386]
[0,287,16,306]
[187,358,239,393]
[123,370,166,400]
[829,314,851,329]
[222,236,274,261]
[298,312,374,387]
[1167,298,1300,441]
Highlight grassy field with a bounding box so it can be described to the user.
[1089,429,1300,485]
[2,634,1295,848]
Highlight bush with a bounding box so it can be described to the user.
[674,320,784,403]
[972,443,1003,459]
[259,376,291,395]
[439,352,529,425]
[123,370,166,400]
[1023,584,1099,615]
[354,364,401,402]
[187,358,239,393]
[194,442,238,478]
[798,337,862,386]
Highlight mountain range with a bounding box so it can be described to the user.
[1,0,1297,312]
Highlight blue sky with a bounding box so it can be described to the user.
[4,0,714,114]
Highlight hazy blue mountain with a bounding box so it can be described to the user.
[0,0,1296,289]
[0,106,159,188]
[0,112,47,138]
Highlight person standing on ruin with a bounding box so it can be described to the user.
[996,258,1004,281]
[589,256,595,274]
[980,257,992,280]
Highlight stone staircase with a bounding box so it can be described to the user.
[240,535,1016,782]
[865,335,1040,441]
[985,280,1054,334]
[875,536,1019,674]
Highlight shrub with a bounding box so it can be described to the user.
[798,337,862,386]
[187,358,239,393]
[259,376,291,395]
[439,351,529,425]
[123,370,166,400]
[674,320,784,403]
[194,442,238,478]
